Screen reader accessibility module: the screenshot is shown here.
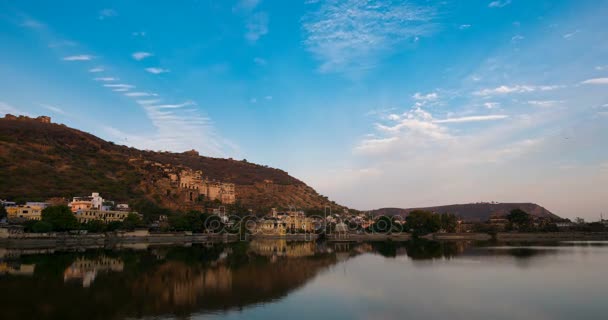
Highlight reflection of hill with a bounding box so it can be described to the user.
[0,243,337,319]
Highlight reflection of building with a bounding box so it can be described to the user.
[63,256,124,287]
[6,202,49,221]
[0,262,35,276]
[250,240,316,258]
[74,209,134,223]
[69,193,104,213]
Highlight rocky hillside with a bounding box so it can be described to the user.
[0,115,343,213]
[372,203,560,222]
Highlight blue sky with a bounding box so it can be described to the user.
[1,0,607,219]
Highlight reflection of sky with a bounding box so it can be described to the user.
[196,244,608,320]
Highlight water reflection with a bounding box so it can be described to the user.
[0,240,607,319]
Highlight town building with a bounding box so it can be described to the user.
[172,170,236,204]
[74,209,137,223]
[6,203,49,221]
[69,192,104,213]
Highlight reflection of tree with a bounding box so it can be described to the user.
[0,243,338,319]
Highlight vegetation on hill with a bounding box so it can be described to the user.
[0,115,343,213]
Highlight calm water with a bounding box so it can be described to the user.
[1,240,607,320]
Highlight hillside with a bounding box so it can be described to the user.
[371,203,560,222]
[0,115,343,213]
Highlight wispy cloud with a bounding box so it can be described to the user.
[434,115,509,123]
[125,92,155,97]
[99,9,117,20]
[245,12,269,42]
[136,99,162,105]
[595,65,608,71]
[63,55,93,61]
[474,84,563,96]
[0,101,28,116]
[94,77,118,82]
[528,100,563,107]
[89,66,104,73]
[21,18,45,29]
[459,24,471,30]
[302,0,437,73]
[581,78,608,85]
[234,0,260,13]
[103,84,134,92]
[563,30,580,39]
[145,67,170,74]
[488,0,511,8]
[40,104,66,115]
[413,92,438,101]
[511,34,524,43]
[484,102,500,109]
[132,52,152,61]
[132,31,146,37]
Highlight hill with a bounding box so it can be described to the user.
[371,203,560,222]
[0,115,343,213]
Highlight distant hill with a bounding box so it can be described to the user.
[371,203,560,222]
[0,115,344,212]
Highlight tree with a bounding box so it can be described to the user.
[371,215,394,234]
[506,209,532,229]
[84,220,106,233]
[41,205,79,231]
[439,213,458,233]
[406,210,441,235]
[32,221,53,233]
[122,213,144,231]
[0,205,7,220]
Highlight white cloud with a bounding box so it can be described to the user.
[581,78,608,85]
[527,100,563,107]
[132,31,146,37]
[94,77,118,81]
[488,0,511,8]
[245,12,269,42]
[145,101,195,110]
[145,67,170,74]
[434,115,509,123]
[511,35,524,43]
[234,0,260,12]
[484,102,500,109]
[40,104,66,115]
[264,95,273,100]
[459,24,471,30]
[63,55,93,61]
[132,52,152,61]
[103,84,134,90]
[250,97,258,103]
[563,30,580,39]
[99,9,117,20]
[302,0,437,73]
[125,92,155,97]
[595,65,608,71]
[89,67,104,73]
[136,99,162,105]
[21,18,45,29]
[474,84,562,96]
[413,92,438,101]
[0,102,28,116]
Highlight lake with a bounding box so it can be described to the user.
[1,240,607,319]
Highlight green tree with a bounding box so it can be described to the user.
[406,210,441,235]
[507,209,532,229]
[41,205,79,231]
[83,220,106,233]
[0,205,7,220]
[32,221,53,233]
[122,213,144,231]
[439,213,458,233]
[371,215,394,233]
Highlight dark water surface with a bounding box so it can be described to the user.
[1,240,607,319]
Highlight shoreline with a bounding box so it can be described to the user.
[2,232,608,249]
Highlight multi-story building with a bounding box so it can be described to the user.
[6,203,49,221]
[175,170,236,204]
[69,192,104,213]
[74,209,136,223]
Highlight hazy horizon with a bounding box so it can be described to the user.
[1,0,607,220]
